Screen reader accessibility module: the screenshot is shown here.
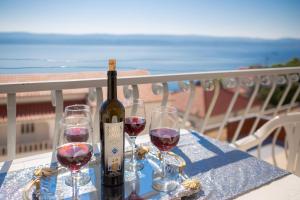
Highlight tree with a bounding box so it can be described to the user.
[258,58,300,107]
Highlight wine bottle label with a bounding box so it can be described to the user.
[104,121,124,172]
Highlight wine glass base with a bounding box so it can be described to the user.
[65,171,91,187]
[152,169,178,192]
[152,178,178,192]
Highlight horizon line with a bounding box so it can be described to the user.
[1,31,300,41]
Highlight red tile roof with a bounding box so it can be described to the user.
[0,99,86,120]
[171,86,262,118]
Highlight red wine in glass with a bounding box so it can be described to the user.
[57,143,93,172]
[150,128,180,151]
[125,116,146,137]
[64,127,89,142]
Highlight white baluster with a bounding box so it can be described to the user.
[51,90,63,162]
[122,84,139,114]
[249,75,276,135]
[232,77,260,143]
[217,78,240,140]
[161,82,169,106]
[273,75,292,117]
[130,85,140,116]
[181,81,196,128]
[123,85,133,100]
[7,93,16,160]
[151,82,169,106]
[200,80,220,133]
[131,84,139,100]
[93,87,103,149]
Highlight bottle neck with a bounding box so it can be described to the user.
[107,71,117,100]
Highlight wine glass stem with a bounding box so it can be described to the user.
[131,137,137,166]
[161,151,167,178]
[71,171,79,200]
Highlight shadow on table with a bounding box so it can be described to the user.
[173,131,252,177]
[0,160,12,187]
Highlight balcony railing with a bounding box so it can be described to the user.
[1,67,300,161]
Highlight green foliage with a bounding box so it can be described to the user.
[272,58,300,68]
[257,58,300,107]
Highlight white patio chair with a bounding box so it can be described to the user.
[233,112,300,176]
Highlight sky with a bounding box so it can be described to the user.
[0,0,299,39]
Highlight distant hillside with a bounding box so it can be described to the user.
[0,32,300,46]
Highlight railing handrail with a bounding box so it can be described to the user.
[1,66,300,93]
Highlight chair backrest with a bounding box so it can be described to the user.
[254,112,300,176]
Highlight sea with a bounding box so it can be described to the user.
[0,34,300,75]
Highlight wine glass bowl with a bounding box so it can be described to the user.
[149,106,180,192]
[57,142,93,172]
[149,127,179,152]
[124,116,146,137]
[56,142,93,199]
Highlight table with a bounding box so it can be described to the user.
[1,129,300,199]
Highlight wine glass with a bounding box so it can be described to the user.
[57,117,93,199]
[64,104,92,128]
[149,106,180,192]
[125,99,146,172]
[60,115,93,186]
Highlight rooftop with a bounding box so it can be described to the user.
[171,86,262,118]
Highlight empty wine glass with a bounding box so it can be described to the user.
[125,99,146,172]
[149,106,180,192]
[57,116,93,199]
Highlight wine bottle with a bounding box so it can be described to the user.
[101,184,124,200]
[100,59,125,186]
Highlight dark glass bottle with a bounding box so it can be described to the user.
[100,59,125,186]
[101,185,124,200]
